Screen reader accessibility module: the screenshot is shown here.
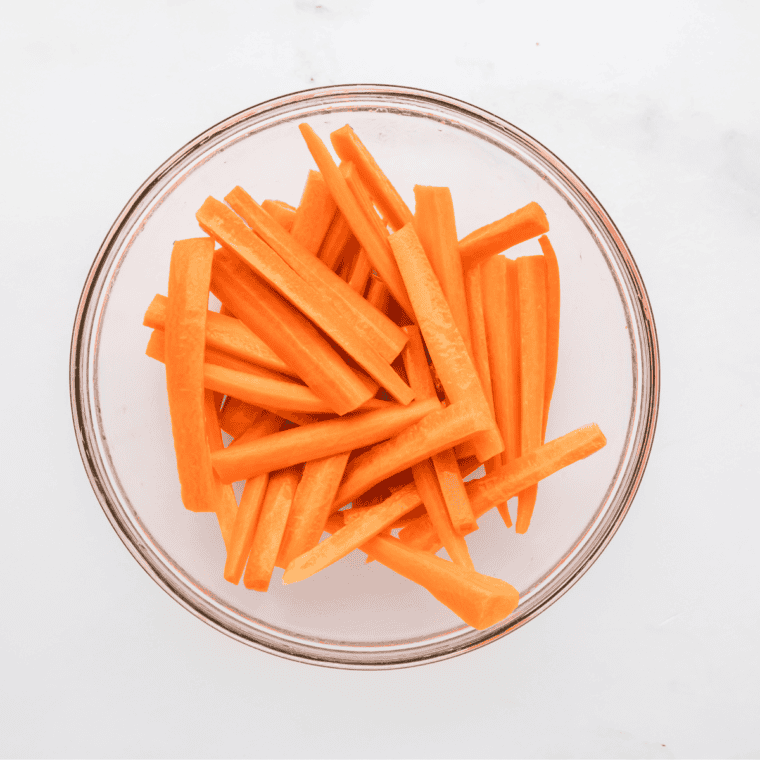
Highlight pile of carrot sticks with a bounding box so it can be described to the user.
[143,123,606,629]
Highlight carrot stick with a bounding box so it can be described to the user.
[243,466,302,591]
[347,248,372,294]
[413,186,472,357]
[261,200,296,232]
[411,458,474,568]
[203,389,238,548]
[218,397,263,439]
[282,483,423,583]
[290,170,337,254]
[198,199,406,401]
[164,237,218,513]
[480,255,517,526]
[501,259,522,463]
[539,235,561,442]
[515,255,548,534]
[365,534,519,629]
[318,211,356,270]
[464,264,494,411]
[223,412,282,584]
[298,124,414,316]
[144,294,295,377]
[146,329,372,414]
[225,186,408,365]
[402,326,477,536]
[330,125,414,232]
[365,273,390,313]
[333,401,488,509]
[399,424,606,552]
[211,397,440,483]
[211,249,372,415]
[388,224,503,462]
[459,202,550,270]
[276,451,351,568]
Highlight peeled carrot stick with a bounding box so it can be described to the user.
[146,329,366,414]
[225,187,408,365]
[389,224,503,462]
[479,255,515,526]
[298,124,414,316]
[399,424,606,552]
[516,255,548,534]
[411,458,474,569]
[465,265,494,409]
[459,202,550,270]
[365,273,390,313]
[164,237,218,513]
[333,401,488,509]
[539,235,561,442]
[203,389,238,548]
[199,199,406,398]
[500,259,522,464]
[402,326,477,536]
[413,186,472,357]
[347,248,372,294]
[276,451,351,568]
[330,125,414,232]
[318,211,356,270]
[211,249,372,415]
[261,200,296,232]
[343,161,392,241]
[145,294,295,377]
[243,466,302,591]
[290,170,337,254]
[211,397,440,483]
[283,483,423,583]
[365,534,519,629]
[223,413,282,584]
[218,397,263,439]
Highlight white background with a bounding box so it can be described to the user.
[2,2,759,757]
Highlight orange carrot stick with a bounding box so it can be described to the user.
[515,255,548,534]
[318,211,356,270]
[363,534,519,629]
[347,248,372,294]
[276,451,351,568]
[261,200,296,232]
[211,249,372,415]
[144,294,295,377]
[146,329,370,414]
[164,237,218,513]
[203,389,238,548]
[402,325,477,537]
[411,458,474,568]
[480,255,517,526]
[539,235,561,442]
[282,483,423,583]
[243,466,302,591]
[465,264,494,408]
[330,125,414,232]
[501,259,522,464]
[198,199,396,397]
[290,170,337,254]
[218,397,263,439]
[298,124,414,316]
[211,396,440,483]
[388,224,503,462]
[413,186,472,357]
[459,202,550,270]
[223,412,282,584]
[365,273,390,313]
[225,187,408,365]
[399,424,607,552]
[333,401,488,509]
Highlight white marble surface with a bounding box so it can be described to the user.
[2,2,759,757]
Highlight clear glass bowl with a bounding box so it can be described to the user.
[70,85,659,668]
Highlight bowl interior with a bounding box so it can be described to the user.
[74,87,655,666]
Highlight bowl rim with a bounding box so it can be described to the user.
[70,83,660,669]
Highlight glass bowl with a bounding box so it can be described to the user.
[70,84,659,669]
